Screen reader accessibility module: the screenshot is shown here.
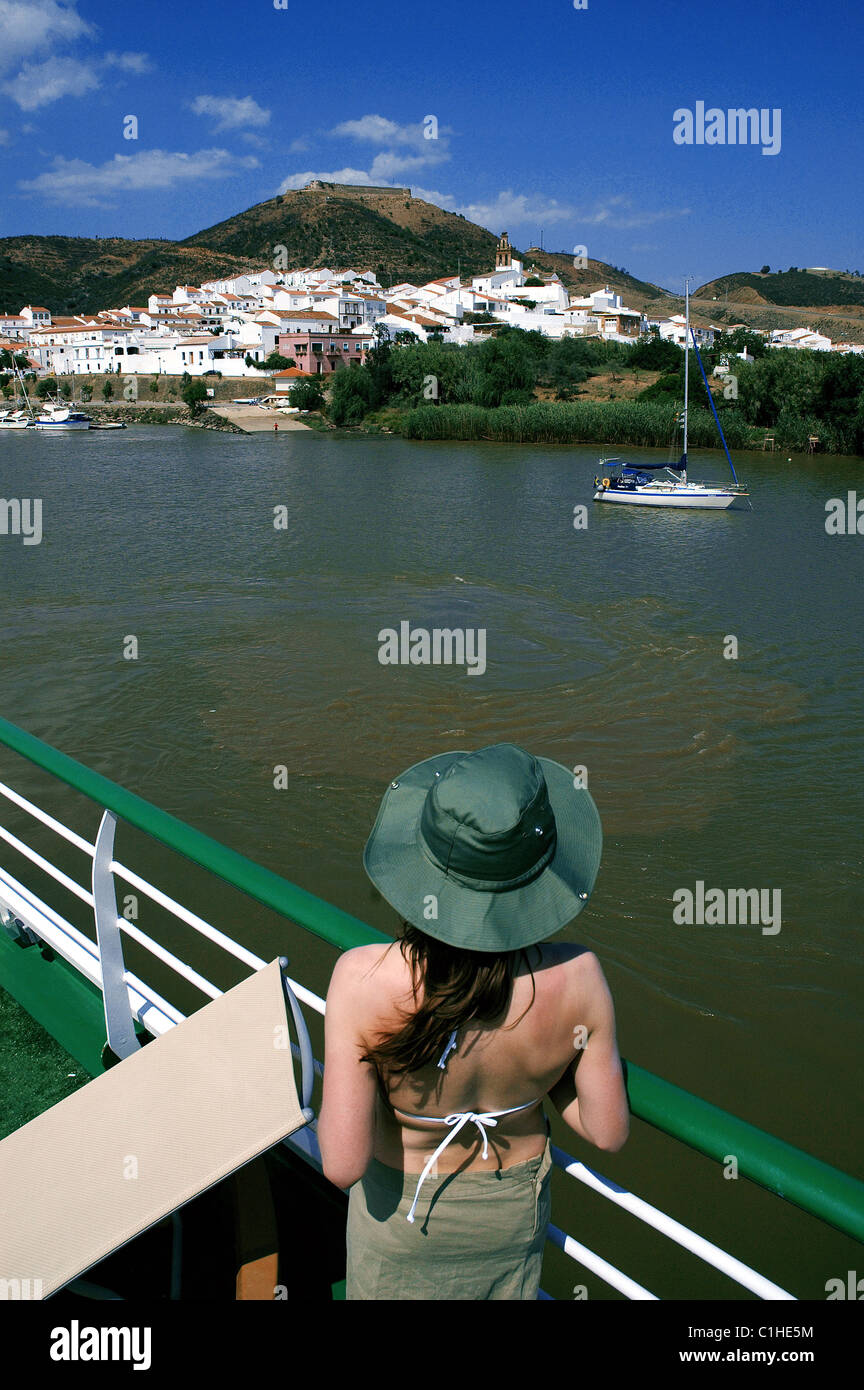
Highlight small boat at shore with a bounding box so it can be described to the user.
[89,421,127,430]
[593,280,749,511]
[33,404,92,431]
[0,409,33,429]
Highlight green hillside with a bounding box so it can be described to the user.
[697,267,864,309]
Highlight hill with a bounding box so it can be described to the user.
[696,267,864,309]
[0,185,667,315]
[1,186,863,344]
[183,184,499,285]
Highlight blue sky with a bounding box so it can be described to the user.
[0,0,860,290]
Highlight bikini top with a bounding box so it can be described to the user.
[390,1028,543,1224]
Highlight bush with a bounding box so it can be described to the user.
[630,334,684,371]
[258,352,295,371]
[36,377,58,399]
[288,379,325,411]
[181,378,208,415]
[101,379,114,401]
[328,367,378,424]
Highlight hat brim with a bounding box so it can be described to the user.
[363,751,602,952]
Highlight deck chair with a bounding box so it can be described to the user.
[0,959,315,1300]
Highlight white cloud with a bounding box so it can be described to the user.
[103,51,152,74]
[288,136,310,154]
[3,55,99,109]
[369,149,448,179]
[574,196,691,229]
[19,147,259,205]
[329,114,448,149]
[0,127,10,144]
[0,0,93,75]
[454,190,576,232]
[2,45,152,110]
[190,94,271,131]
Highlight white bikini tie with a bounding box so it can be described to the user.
[400,1025,539,1224]
[403,1099,540,1223]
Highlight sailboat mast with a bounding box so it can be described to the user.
[682,277,690,477]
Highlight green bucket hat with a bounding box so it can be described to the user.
[363,743,602,953]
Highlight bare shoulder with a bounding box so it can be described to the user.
[328,941,396,991]
[534,944,612,1014]
[536,941,600,977]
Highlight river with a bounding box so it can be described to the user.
[1,425,862,1299]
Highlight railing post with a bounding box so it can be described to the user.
[92,810,139,1060]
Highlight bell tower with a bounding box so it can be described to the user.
[495,231,512,269]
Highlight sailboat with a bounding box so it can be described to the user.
[0,354,36,428]
[593,279,750,510]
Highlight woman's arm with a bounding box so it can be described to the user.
[547,952,630,1152]
[317,946,380,1189]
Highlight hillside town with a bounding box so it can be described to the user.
[2,230,861,387]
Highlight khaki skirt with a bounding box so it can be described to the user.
[346,1138,552,1301]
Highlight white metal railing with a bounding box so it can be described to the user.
[0,773,796,1300]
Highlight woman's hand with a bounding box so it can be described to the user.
[318,946,381,1189]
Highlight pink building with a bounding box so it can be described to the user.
[277,326,371,374]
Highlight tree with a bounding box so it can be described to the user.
[258,351,295,371]
[149,377,160,396]
[288,379,325,411]
[760,265,770,274]
[327,367,377,425]
[80,385,93,402]
[59,380,73,400]
[102,379,114,401]
[36,377,59,399]
[181,377,208,415]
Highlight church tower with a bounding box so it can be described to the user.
[495,231,512,269]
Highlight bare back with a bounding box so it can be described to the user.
[354,941,605,1173]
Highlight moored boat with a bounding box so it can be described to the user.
[33,404,93,430]
[593,279,750,511]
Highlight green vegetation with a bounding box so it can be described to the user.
[396,400,759,449]
[707,268,864,309]
[287,379,325,411]
[321,324,864,456]
[180,377,208,415]
[254,351,295,371]
[101,379,114,401]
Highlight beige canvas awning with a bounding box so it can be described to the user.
[0,959,309,1299]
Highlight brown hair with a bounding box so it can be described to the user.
[360,921,536,1081]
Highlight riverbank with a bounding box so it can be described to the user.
[83,401,244,432]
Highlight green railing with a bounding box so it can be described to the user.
[0,713,862,1246]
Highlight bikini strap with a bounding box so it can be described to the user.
[437,1028,458,1070]
[403,1099,542,1224]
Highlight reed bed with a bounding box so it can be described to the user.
[397,401,760,449]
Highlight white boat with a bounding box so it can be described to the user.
[33,403,93,431]
[593,279,749,511]
[0,409,33,430]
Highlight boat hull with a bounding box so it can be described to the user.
[33,420,92,430]
[593,485,745,510]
